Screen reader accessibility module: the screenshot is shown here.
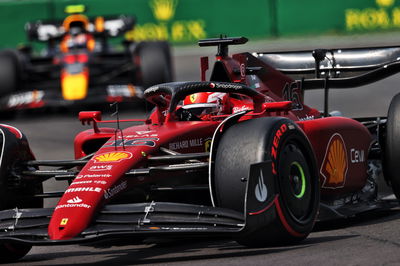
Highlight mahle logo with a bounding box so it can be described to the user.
[345,0,400,31]
[150,0,177,21]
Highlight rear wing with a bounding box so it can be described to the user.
[25,15,135,41]
[256,46,400,116]
[257,46,400,79]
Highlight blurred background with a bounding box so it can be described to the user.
[0,0,399,49]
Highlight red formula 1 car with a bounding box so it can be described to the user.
[0,7,173,114]
[0,36,400,262]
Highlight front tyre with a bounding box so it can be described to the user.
[0,125,43,261]
[214,117,319,246]
[0,243,32,263]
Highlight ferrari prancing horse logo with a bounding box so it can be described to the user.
[320,133,348,188]
[190,94,197,103]
[60,218,68,226]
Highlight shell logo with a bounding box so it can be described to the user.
[320,134,348,188]
[93,152,132,163]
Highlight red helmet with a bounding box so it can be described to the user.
[182,92,229,117]
[183,92,227,105]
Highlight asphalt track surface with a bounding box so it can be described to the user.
[6,33,400,265]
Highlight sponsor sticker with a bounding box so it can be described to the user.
[204,138,212,152]
[89,165,113,171]
[271,123,288,175]
[67,196,83,204]
[55,203,92,210]
[104,181,128,200]
[350,148,365,163]
[255,169,268,202]
[65,187,102,193]
[123,133,159,138]
[320,133,348,188]
[93,152,132,163]
[169,138,203,150]
[104,138,158,148]
[71,180,93,185]
[76,174,112,179]
[233,105,251,113]
[60,218,68,226]
[71,180,107,185]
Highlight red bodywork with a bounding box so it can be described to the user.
[48,42,373,240]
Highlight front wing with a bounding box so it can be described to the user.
[0,162,280,246]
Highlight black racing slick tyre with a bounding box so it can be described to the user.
[0,243,32,263]
[0,49,24,96]
[214,117,319,246]
[384,93,400,199]
[0,53,17,95]
[0,125,43,262]
[137,41,173,89]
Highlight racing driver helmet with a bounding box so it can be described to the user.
[63,14,90,34]
[181,92,229,117]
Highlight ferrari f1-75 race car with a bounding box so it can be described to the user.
[0,7,173,114]
[0,36,400,262]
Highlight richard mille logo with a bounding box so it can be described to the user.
[255,170,267,202]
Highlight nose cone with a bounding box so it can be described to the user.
[48,206,94,240]
[48,189,103,240]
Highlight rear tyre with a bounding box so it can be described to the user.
[0,125,43,261]
[137,42,173,89]
[384,93,400,199]
[0,52,17,95]
[0,50,24,119]
[214,117,319,246]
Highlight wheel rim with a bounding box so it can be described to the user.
[290,162,306,199]
[279,143,313,223]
